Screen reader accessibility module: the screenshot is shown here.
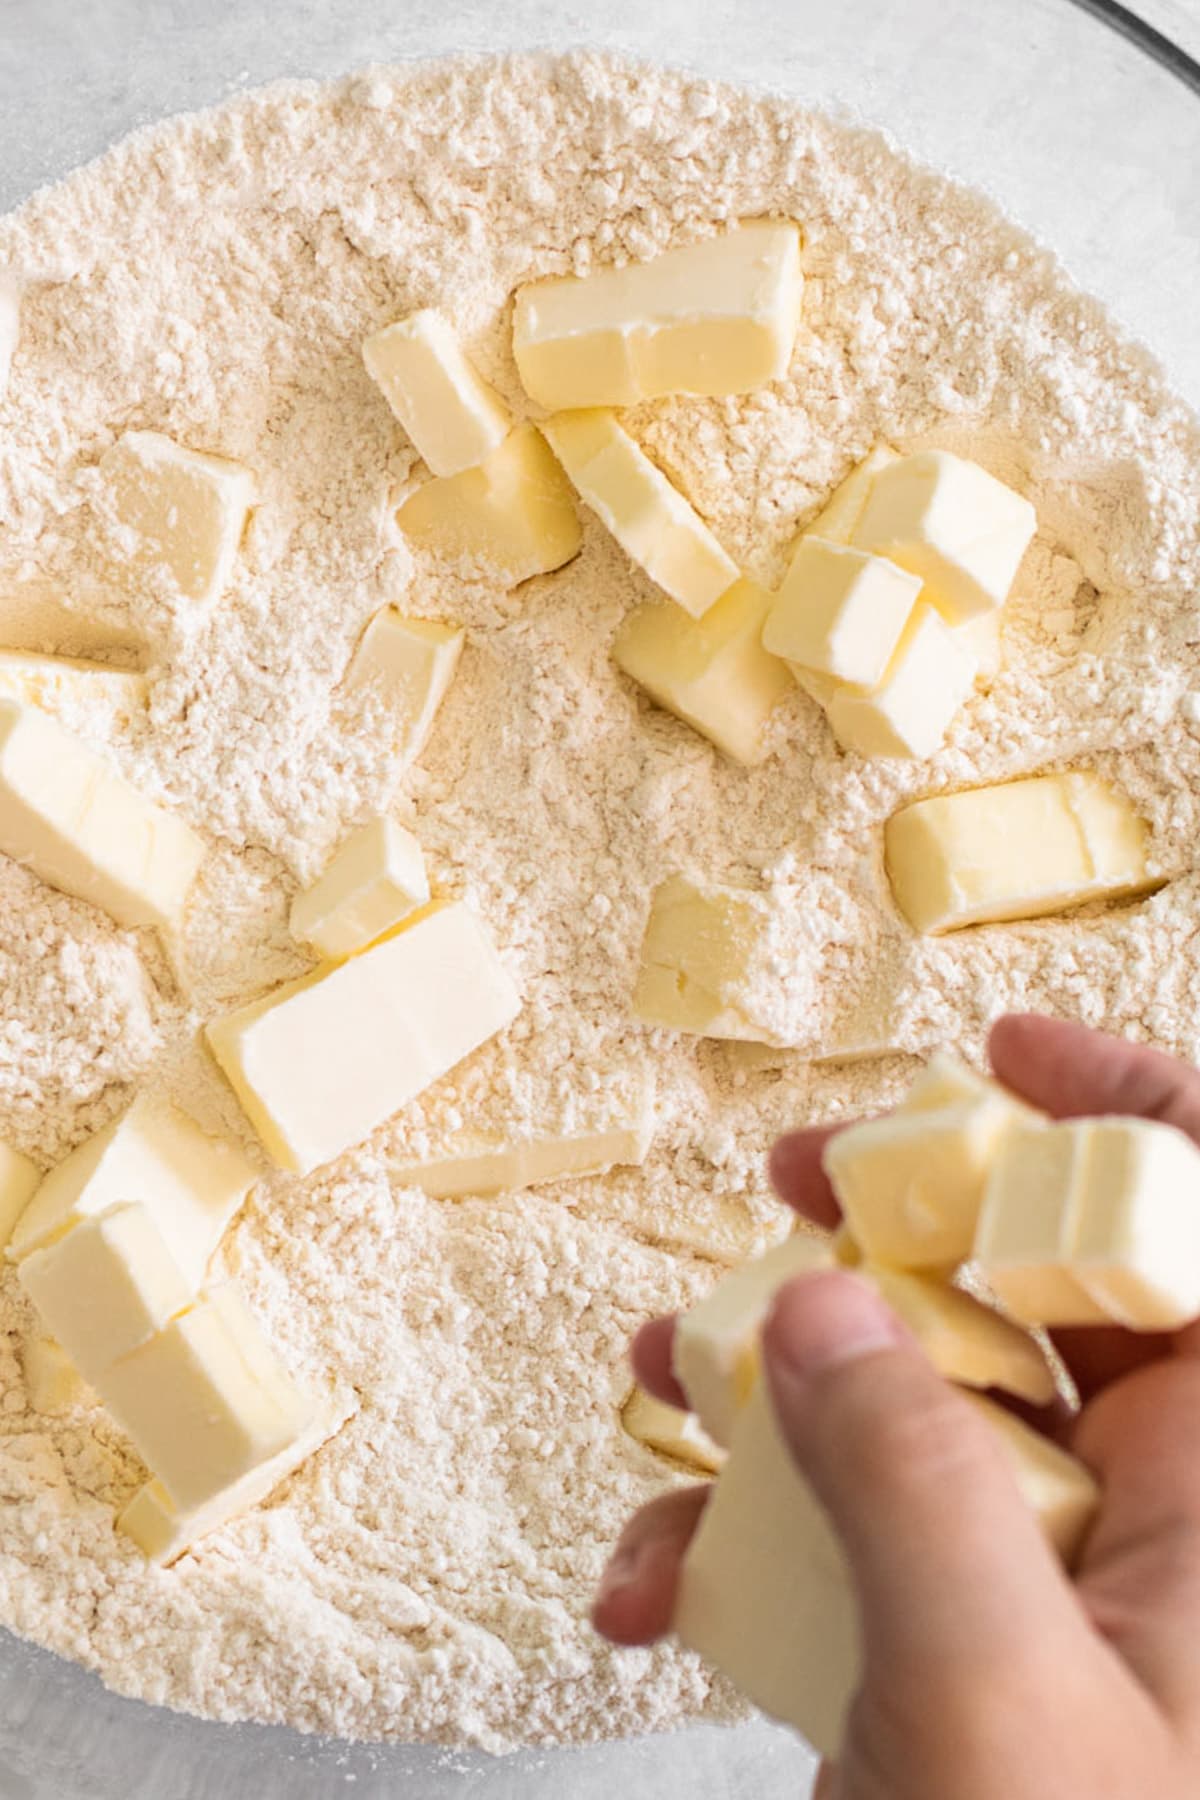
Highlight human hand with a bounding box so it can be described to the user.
[594,1015,1200,1799]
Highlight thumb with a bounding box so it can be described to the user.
[761,1271,1084,1679]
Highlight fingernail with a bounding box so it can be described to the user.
[766,1270,906,1384]
[596,1536,650,1605]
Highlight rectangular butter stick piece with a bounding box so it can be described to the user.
[291,818,430,959]
[344,612,463,766]
[0,650,147,720]
[100,430,255,609]
[800,445,899,547]
[22,1336,89,1415]
[633,874,796,1045]
[0,698,205,934]
[207,900,521,1175]
[362,309,510,477]
[514,220,802,409]
[621,1387,724,1475]
[391,1100,654,1198]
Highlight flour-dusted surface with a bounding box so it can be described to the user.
[0,50,1197,1750]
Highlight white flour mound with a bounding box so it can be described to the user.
[0,50,1198,1752]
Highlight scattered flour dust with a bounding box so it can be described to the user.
[0,48,1198,1751]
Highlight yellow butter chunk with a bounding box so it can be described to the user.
[23,1337,89,1416]
[826,602,978,759]
[0,1140,40,1251]
[621,1387,724,1475]
[0,699,205,935]
[118,1410,336,1565]
[9,1095,256,1284]
[865,1265,1055,1405]
[100,1285,314,1514]
[513,220,803,409]
[612,579,791,764]
[956,609,1003,680]
[976,1117,1200,1330]
[392,1100,655,1198]
[967,1395,1099,1563]
[207,900,522,1176]
[0,274,18,396]
[0,649,147,720]
[396,423,582,585]
[363,308,510,477]
[291,817,429,959]
[763,540,921,685]
[346,610,464,764]
[543,410,739,618]
[801,444,899,547]
[852,449,1037,623]
[100,429,255,608]
[19,1203,193,1383]
[885,771,1156,935]
[632,875,789,1045]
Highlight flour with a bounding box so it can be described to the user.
[0,49,1198,1751]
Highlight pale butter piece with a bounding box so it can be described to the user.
[100,430,255,607]
[885,771,1156,935]
[0,699,205,934]
[956,610,1003,680]
[290,817,429,959]
[763,539,922,685]
[206,900,521,1176]
[363,309,510,477]
[23,1336,89,1415]
[801,445,899,547]
[866,1264,1055,1405]
[826,602,978,759]
[100,1285,313,1514]
[513,220,803,409]
[19,1203,193,1383]
[9,1095,255,1285]
[0,649,147,720]
[967,1395,1099,1563]
[396,423,582,585]
[345,611,464,764]
[118,1410,337,1565]
[612,579,791,764]
[542,410,739,618]
[621,1387,724,1475]
[976,1117,1200,1330]
[852,449,1037,624]
[633,875,788,1045]
[0,1140,40,1251]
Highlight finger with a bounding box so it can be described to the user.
[1048,1324,1166,1405]
[812,1761,839,1799]
[768,1127,844,1229]
[631,1314,689,1410]
[989,1014,1200,1142]
[592,1485,708,1646]
[761,1271,1084,1677]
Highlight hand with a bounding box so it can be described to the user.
[594,1016,1200,1799]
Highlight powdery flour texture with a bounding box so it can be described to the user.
[0,50,1198,1750]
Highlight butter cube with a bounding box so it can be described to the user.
[0,274,18,396]
[865,1265,1055,1405]
[19,1203,193,1382]
[622,1387,724,1474]
[543,410,739,617]
[612,580,791,764]
[852,450,1037,624]
[632,875,787,1045]
[513,220,803,409]
[363,309,510,477]
[801,445,899,547]
[396,423,582,585]
[23,1337,89,1415]
[976,1117,1200,1330]
[675,1234,835,1445]
[787,661,843,708]
[0,650,147,720]
[9,1096,255,1285]
[100,1285,313,1513]
[0,1140,40,1251]
[904,1050,1024,1116]
[207,900,521,1175]
[118,1411,336,1565]
[346,611,463,765]
[100,430,255,608]
[885,772,1156,935]
[955,610,1003,680]
[826,603,978,759]
[392,1096,654,1198]
[291,818,429,959]
[967,1395,1099,1563]
[0,699,205,935]
[763,540,922,685]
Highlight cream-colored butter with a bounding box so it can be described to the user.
[100,429,255,608]
[513,220,803,409]
[885,771,1157,935]
[825,602,978,759]
[866,1264,1055,1405]
[207,900,522,1176]
[763,539,921,685]
[0,1140,40,1252]
[22,1336,89,1416]
[543,410,739,618]
[852,449,1037,624]
[632,875,787,1044]
[19,1203,193,1382]
[800,444,899,547]
[362,309,510,476]
[291,817,429,959]
[0,649,147,719]
[966,1395,1099,1563]
[345,610,464,765]
[396,423,582,585]
[9,1095,255,1284]
[0,699,205,935]
[611,579,791,764]
[621,1387,724,1474]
